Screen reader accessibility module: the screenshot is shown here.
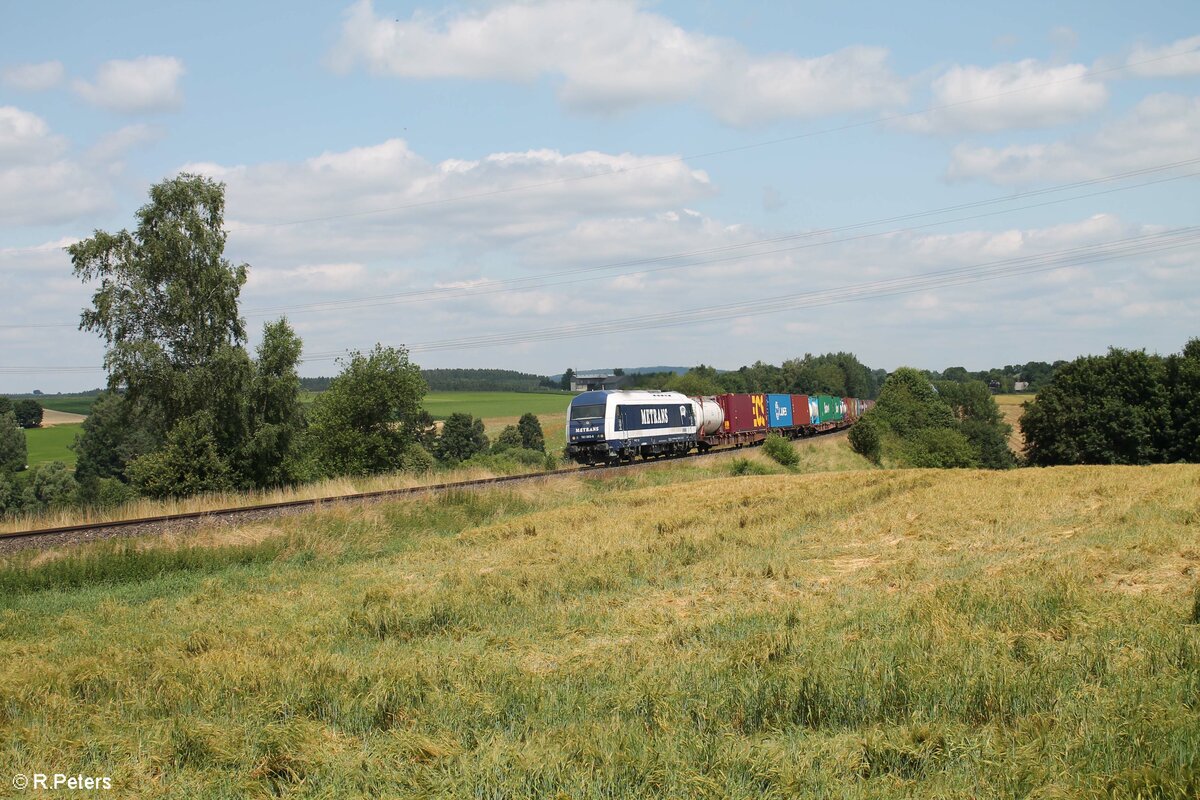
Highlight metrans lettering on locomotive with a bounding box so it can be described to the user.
[640,408,669,425]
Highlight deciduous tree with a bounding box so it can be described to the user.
[239,319,306,487]
[0,411,26,472]
[1021,348,1169,466]
[436,413,489,464]
[302,345,426,477]
[517,412,545,452]
[13,399,43,429]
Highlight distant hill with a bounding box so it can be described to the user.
[421,369,558,392]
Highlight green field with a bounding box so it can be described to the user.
[422,390,573,419]
[23,423,82,467]
[21,394,99,415]
[0,458,1196,797]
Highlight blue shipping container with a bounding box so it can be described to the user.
[767,394,793,428]
[808,396,821,425]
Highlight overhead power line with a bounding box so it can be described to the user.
[239,162,1200,318]
[373,228,1200,355]
[5,227,1196,373]
[6,157,1197,331]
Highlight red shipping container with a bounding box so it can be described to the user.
[842,397,856,421]
[790,394,812,426]
[717,393,768,433]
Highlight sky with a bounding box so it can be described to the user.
[1,0,1197,393]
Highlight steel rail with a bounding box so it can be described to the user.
[0,426,850,548]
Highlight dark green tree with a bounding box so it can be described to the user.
[436,413,489,464]
[23,461,77,511]
[239,319,306,487]
[1166,339,1200,462]
[72,391,160,486]
[68,173,255,489]
[935,380,1014,469]
[560,368,575,391]
[1021,348,1169,466]
[851,367,978,468]
[0,397,11,416]
[848,416,881,464]
[492,425,523,453]
[302,345,426,477]
[940,366,971,383]
[0,472,26,517]
[668,368,721,396]
[126,413,233,498]
[13,399,42,428]
[69,173,249,427]
[517,412,545,452]
[13,398,42,429]
[0,411,27,472]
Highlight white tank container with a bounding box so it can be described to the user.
[692,396,725,435]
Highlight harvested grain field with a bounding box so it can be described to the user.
[38,408,88,426]
[994,393,1033,456]
[1,458,1197,798]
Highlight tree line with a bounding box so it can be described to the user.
[301,369,566,394]
[0,397,44,429]
[1020,340,1199,466]
[923,361,1063,393]
[850,369,1015,469]
[849,339,1200,470]
[602,353,887,399]
[0,175,550,519]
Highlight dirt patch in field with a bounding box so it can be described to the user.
[40,409,87,427]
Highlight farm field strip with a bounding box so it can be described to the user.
[23,423,82,467]
[18,391,577,466]
[0,431,856,545]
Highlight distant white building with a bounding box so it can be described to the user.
[1014,381,1030,392]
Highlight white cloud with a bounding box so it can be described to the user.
[1,60,65,91]
[0,108,122,228]
[329,0,907,125]
[948,93,1200,184]
[0,106,65,164]
[86,123,164,162]
[0,160,113,227]
[245,263,369,293]
[184,138,713,268]
[73,56,185,113]
[1125,35,1200,77]
[902,59,1107,133]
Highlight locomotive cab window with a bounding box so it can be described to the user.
[570,403,606,421]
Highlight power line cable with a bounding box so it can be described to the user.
[382,229,1200,354]
[8,157,1195,331]
[270,228,1197,361]
[7,229,1194,373]
[242,165,1200,317]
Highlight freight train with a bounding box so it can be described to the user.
[565,389,872,465]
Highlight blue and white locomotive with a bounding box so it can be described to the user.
[566,390,697,464]
[565,390,725,465]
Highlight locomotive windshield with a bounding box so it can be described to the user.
[570,403,606,421]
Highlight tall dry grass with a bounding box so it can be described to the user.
[1,450,1196,796]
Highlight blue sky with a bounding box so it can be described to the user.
[1,0,1197,392]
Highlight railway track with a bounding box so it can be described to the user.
[0,428,850,555]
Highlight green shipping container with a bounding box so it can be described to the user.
[817,394,845,422]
